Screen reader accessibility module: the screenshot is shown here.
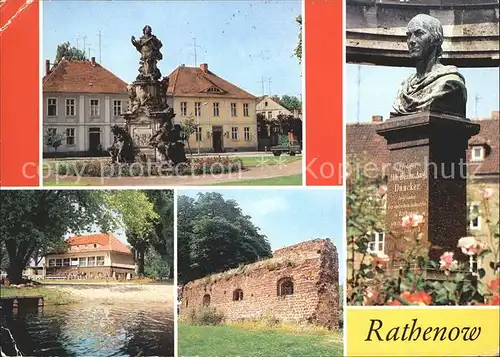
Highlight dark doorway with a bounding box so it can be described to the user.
[88,127,101,152]
[212,126,223,153]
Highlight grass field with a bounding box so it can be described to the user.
[0,286,75,305]
[216,174,302,186]
[178,323,343,357]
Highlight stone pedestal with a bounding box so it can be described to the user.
[124,112,159,162]
[376,112,480,261]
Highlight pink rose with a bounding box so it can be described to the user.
[457,236,486,256]
[439,251,457,271]
[402,214,424,228]
[480,188,493,200]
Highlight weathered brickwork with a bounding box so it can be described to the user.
[180,238,340,329]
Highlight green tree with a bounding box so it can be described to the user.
[177,193,272,284]
[280,95,302,111]
[180,115,198,156]
[144,247,171,280]
[0,190,115,284]
[294,14,302,64]
[44,129,65,154]
[55,42,87,62]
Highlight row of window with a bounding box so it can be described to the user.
[193,278,294,308]
[180,102,250,117]
[46,127,76,146]
[48,256,105,267]
[193,127,252,141]
[368,204,482,254]
[47,98,123,117]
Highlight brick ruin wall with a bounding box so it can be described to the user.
[180,238,340,329]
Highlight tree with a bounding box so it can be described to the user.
[180,115,198,156]
[276,113,303,143]
[44,129,65,154]
[55,42,87,62]
[280,95,302,111]
[144,247,171,280]
[177,193,272,284]
[294,14,302,64]
[0,190,116,284]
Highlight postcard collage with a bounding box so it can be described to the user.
[0,0,499,356]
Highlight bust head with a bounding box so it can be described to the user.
[406,14,443,62]
[143,25,152,36]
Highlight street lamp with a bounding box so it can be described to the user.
[196,102,208,155]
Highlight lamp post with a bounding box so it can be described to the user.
[196,102,208,155]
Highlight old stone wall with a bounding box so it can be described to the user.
[180,238,340,329]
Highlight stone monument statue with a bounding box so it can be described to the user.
[109,25,187,165]
[391,14,467,117]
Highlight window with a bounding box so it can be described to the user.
[196,127,202,142]
[231,103,237,117]
[66,128,75,146]
[265,101,268,107]
[49,259,55,267]
[243,103,249,117]
[195,102,201,116]
[267,111,272,119]
[368,232,385,254]
[63,258,70,267]
[47,128,57,136]
[244,127,250,141]
[66,98,75,116]
[180,102,188,116]
[56,259,62,267]
[233,289,244,301]
[207,87,222,93]
[88,256,96,267]
[48,98,58,116]
[213,102,220,117]
[90,99,100,116]
[79,257,87,267]
[231,127,238,140]
[471,146,484,162]
[469,204,481,229]
[277,277,294,296]
[71,258,78,266]
[113,100,122,116]
[97,256,105,266]
[203,294,211,307]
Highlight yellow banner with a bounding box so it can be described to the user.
[347,307,500,356]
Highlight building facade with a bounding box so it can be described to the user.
[180,239,340,329]
[167,63,258,153]
[346,112,500,282]
[44,233,136,280]
[256,95,293,120]
[42,58,128,156]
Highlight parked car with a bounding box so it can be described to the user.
[269,139,302,156]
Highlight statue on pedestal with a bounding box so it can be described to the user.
[131,25,163,82]
[108,125,138,163]
[391,14,467,117]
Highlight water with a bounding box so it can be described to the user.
[1,302,174,357]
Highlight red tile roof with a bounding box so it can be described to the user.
[167,64,256,100]
[347,118,499,176]
[66,233,132,254]
[43,59,128,94]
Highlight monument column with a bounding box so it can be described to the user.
[376,112,480,262]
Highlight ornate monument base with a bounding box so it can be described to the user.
[376,112,480,262]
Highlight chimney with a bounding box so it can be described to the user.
[200,63,208,73]
[372,115,383,123]
[45,60,50,75]
[91,57,96,66]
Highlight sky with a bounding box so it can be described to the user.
[346,64,500,123]
[178,188,345,283]
[42,0,302,98]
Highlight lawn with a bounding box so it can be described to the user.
[178,323,343,357]
[239,155,301,167]
[215,174,302,186]
[0,286,75,305]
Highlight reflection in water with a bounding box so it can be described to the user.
[1,302,174,357]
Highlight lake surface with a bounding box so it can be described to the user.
[1,302,174,357]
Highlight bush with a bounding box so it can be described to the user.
[53,157,245,177]
[187,307,224,326]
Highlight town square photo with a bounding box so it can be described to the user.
[41,1,303,187]
[345,0,499,307]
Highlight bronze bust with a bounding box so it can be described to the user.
[391,14,467,118]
